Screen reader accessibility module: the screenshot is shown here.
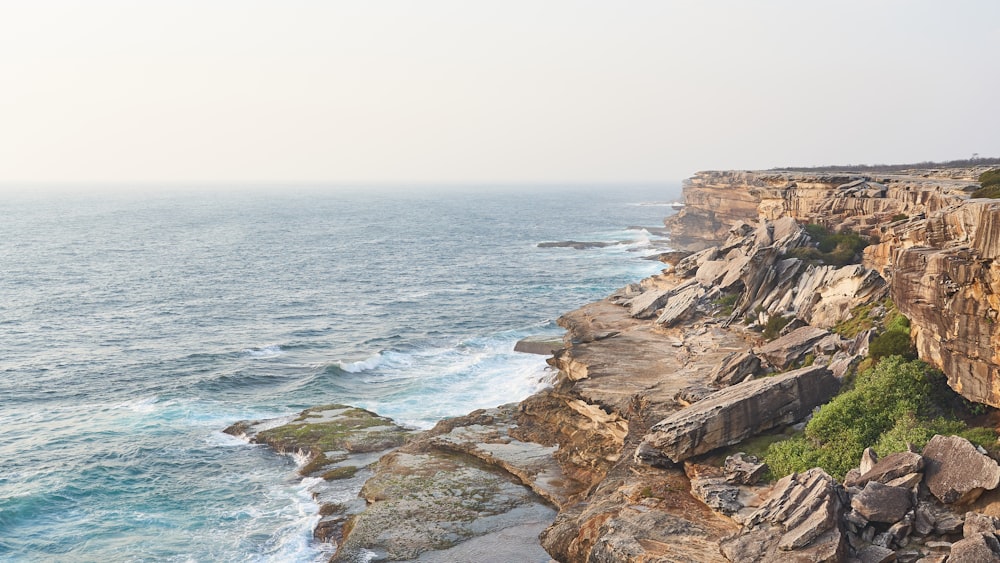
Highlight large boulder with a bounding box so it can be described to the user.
[636,365,839,465]
[923,435,1000,504]
[948,532,1000,563]
[850,481,913,524]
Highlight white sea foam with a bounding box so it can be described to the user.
[241,345,284,358]
[339,353,384,373]
[113,396,160,413]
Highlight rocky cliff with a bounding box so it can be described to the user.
[669,167,1000,408]
[229,166,1000,562]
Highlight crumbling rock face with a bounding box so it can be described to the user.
[720,468,848,562]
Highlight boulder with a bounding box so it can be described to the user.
[724,453,768,486]
[860,447,879,475]
[851,481,913,524]
[711,350,763,386]
[636,365,839,465]
[757,326,830,369]
[845,451,925,488]
[964,511,1000,537]
[923,435,1000,504]
[948,532,1000,563]
[857,544,895,563]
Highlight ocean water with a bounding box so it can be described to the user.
[0,185,678,562]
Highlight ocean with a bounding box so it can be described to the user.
[0,185,678,562]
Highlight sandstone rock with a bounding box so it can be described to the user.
[914,504,935,536]
[725,453,768,485]
[757,326,830,369]
[655,282,706,326]
[964,511,1000,537]
[857,544,896,563]
[627,287,673,319]
[720,468,846,562]
[335,449,554,562]
[923,435,1000,504]
[860,447,880,475]
[886,472,924,490]
[513,335,564,355]
[851,481,913,524]
[637,365,839,465]
[845,451,925,488]
[711,350,763,386]
[948,532,1000,563]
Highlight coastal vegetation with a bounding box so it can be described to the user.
[971,168,1000,198]
[784,224,869,266]
[764,306,995,479]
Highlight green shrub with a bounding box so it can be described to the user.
[762,315,792,341]
[869,330,916,361]
[713,293,739,316]
[972,169,1000,198]
[766,357,941,479]
[891,213,909,222]
[789,224,870,266]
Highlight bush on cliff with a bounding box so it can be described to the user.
[784,224,869,266]
[971,169,1000,198]
[764,356,995,479]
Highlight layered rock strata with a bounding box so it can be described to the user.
[668,166,1000,406]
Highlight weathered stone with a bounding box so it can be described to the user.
[335,450,552,562]
[721,468,846,562]
[637,365,839,464]
[857,544,896,563]
[964,511,1000,538]
[851,481,913,524]
[757,326,830,369]
[845,451,925,488]
[860,447,880,475]
[711,350,763,386]
[724,453,768,486]
[513,336,564,355]
[948,532,1000,563]
[627,287,673,319]
[655,282,706,326]
[923,435,1000,504]
[914,503,935,536]
[886,472,924,490]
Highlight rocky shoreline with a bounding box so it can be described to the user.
[228,166,1000,562]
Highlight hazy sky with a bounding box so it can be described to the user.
[2,1,998,185]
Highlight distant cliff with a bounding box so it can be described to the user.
[666,167,1000,408]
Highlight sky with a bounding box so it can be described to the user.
[2,1,999,186]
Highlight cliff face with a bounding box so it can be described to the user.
[869,199,1000,408]
[667,167,1000,407]
[666,169,974,250]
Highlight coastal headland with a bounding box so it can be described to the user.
[229,165,1000,562]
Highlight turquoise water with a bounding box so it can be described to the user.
[0,185,678,561]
